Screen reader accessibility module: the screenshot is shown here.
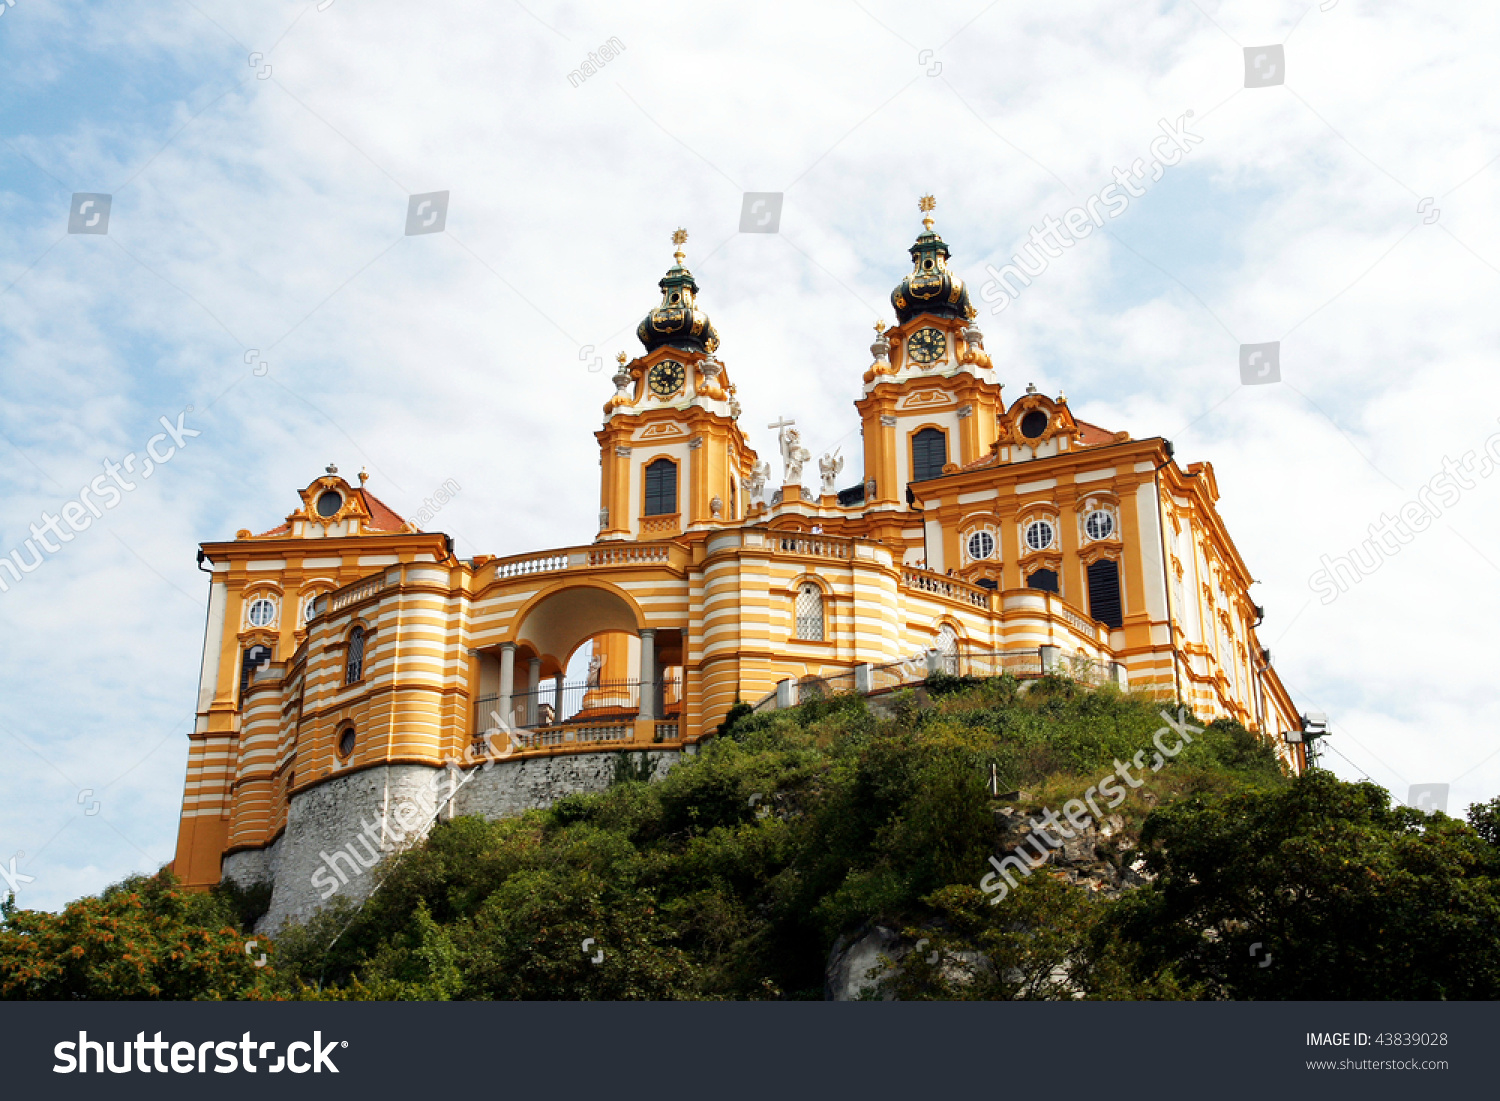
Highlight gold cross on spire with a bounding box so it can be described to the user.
[919,194,936,231]
[671,227,688,264]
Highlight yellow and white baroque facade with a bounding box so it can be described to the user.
[173,209,1303,895]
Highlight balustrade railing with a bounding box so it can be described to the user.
[773,533,852,560]
[900,568,991,609]
[491,553,568,579]
[328,575,385,612]
[586,544,672,567]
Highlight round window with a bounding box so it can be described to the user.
[1020,409,1049,439]
[301,594,321,625]
[338,727,356,757]
[1084,510,1115,541]
[316,490,343,518]
[246,597,276,627]
[1025,520,1055,552]
[966,530,995,560]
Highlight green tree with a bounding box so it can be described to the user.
[0,870,276,1000]
[1100,770,1500,998]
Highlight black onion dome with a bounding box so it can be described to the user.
[891,218,970,325]
[636,235,719,354]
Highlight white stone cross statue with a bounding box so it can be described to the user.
[770,416,811,485]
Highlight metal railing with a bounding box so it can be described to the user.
[751,647,1124,714]
[473,673,683,735]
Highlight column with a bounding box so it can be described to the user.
[498,642,516,728]
[552,672,564,726]
[526,657,541,727]
[638,628,656,721]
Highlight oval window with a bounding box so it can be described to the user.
[316,490,343,518]
[1020,409,1049,439]
[1025,520,1055,552]
[966,531,995,560]
[338,727,356,757]
[1085,510,1115,541]
[246,597,276,627]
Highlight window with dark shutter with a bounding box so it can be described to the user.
[1087,558,1124,629]
[239,644,272,700]
[911,428,947,481]
[644,459,677,516]
[1026,569,1059,593]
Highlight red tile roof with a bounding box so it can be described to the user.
[358,488,412,532]
[1075,419,1117,445]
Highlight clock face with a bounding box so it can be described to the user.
[908,327,945,364]
[648,361,686,397]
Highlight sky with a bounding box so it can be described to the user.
[1,0,1497,911]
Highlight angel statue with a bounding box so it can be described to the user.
[818,448,844,495]
[741,460,771,503]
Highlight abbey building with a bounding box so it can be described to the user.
[172,201,1303,926]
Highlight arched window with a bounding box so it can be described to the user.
[934,624,959,674]
[911,428,947,482]
[239,644,272,700]
[644,459,677,516]
[1027,568,1059,594]
[1087,558,1123,629]
[794,583,825,641]
[345,626,366,684]
[338,726,356,757]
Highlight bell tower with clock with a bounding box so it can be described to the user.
[595,230,759,543]
[856,197,1005,522]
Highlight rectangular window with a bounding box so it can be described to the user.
[1087,559,1123,629]
[644,459,677,517]
[911,428,948,482]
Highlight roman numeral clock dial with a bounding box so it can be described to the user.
[648,361,686,396]
[908,327,945,364]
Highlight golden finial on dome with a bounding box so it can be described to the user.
[919,194,936,231]
[671,227,688,264]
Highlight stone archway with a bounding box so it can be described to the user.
[490,583,670,729]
